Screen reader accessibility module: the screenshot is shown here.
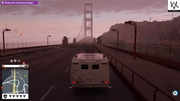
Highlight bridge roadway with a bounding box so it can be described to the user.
[0,44,137,101]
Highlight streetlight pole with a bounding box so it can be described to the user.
[124,21,137,60]
[2,31,5,52]
[2,28,11,53]
[111,29,119,53]
[47,35,51,46]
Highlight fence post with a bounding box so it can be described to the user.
[153,44,158,64]
[153,89,158,101]
[14,43,18,54]
[12,43,14,51]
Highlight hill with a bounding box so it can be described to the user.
[103,16,180,45]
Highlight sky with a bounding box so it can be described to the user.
[0,0,179,45]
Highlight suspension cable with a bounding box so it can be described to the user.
[76,16,84,39]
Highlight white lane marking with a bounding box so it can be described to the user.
[65,67,70,73]
[39,85,55,101]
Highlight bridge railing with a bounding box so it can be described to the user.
[95,45,176,101]
[0,43,62,57]
[104,43,180,71]
[108,43,180,62]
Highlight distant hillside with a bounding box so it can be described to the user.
[103,16,180,45]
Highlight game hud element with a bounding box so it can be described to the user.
[2,62,29,99]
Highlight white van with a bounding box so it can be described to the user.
[69,53,111,88]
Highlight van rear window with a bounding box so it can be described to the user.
[81,65,88,69]
[92,65,99,69]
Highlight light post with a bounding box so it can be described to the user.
[47,35,51,46]
[124,21,137,60]
[111,29,119,53]
[2,28,11,53]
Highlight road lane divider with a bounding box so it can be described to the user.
[39,85,55,101]
[64,67,70,73]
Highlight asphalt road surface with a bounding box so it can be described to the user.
[0,44,137,101]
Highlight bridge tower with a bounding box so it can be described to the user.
[84,3,93,38]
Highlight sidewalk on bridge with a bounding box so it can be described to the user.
[96,45,180,100]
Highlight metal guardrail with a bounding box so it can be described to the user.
[0,44,61,57]
[104,45,180,71]
[108,43,180,63]
[94,45,176,101]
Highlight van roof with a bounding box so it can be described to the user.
[73,53,107,60]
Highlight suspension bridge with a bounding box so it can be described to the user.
[0,3,179,101]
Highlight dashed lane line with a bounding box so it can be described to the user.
[39,85,55,101]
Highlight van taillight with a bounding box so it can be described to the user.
[72,81,75,84]
[105,81,108,84]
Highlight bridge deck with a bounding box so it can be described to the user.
[0,44,137,101]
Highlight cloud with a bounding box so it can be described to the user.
[95,15,99,18]
[0,0,167,16]
[130,10,144,14]
[30,6,52,16]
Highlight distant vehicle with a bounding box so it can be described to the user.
[69,53,111,88]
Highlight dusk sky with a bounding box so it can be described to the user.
[0,0,179,45]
